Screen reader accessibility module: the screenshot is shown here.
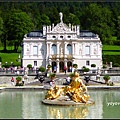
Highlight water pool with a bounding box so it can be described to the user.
[0,89,120,119]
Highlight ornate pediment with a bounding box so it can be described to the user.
[51,22,72,33]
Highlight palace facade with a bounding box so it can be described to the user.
[22,12,102,73]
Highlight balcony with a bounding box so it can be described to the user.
[67,55,73,60]
[50,54,73,60]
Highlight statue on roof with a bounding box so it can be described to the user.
[59,12,63,22]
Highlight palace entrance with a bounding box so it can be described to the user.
[52,62,57,72]
[59,61,64,72]
[67,61,72,72]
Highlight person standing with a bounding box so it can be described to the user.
[66,76,71,84]
[22,76,25,85]
[64,66,67,74]
[54,66,57,73]
[69,66,72,72]
[11,77,15,86]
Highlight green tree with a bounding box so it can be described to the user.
[41,14,51,25]
[81,3,115,43]
[116,16,120,39]
[0,17,3,35]
[0,11,6,50]
[6,9,34,52]
[65,13,80,25]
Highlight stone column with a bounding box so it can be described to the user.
[72,43,74,55]
[49,60,51,66]
[56,60,59,73]
[64,42,67,57]
[50,43,52,55]
[74,43,76,55]
[64,59,67,67]
[46,43,49,56]
[57,42,60,55]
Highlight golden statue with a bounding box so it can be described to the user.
[45,71,90,103]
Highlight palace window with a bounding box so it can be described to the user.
[53,36,56,38]
[33,46,38,55]
[68,36,71,38]
[67,44,72,54]
[60,36,63,38]
[85,46,90,55]
[52,44,57,54]
[86,61,90,65]
[34,61,37,66]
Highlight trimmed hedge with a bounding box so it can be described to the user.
[102,55,120,66]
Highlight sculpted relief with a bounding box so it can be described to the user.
[26,44,30,55]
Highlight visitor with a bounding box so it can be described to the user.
[69,66,72,72]
[11,77,14,86]
[54,66,57,73]
[64,66,67,74]
[50,81,53,86]
[66,76,71,85]
[50,80,55,86]
[22,76,25,85]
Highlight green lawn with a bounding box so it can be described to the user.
[0,53,21,66]
[0,46,21,66]
[103,52,120,55]
[102,45,120,55]
[102,45,120,50]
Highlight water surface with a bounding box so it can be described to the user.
[0,90,120,119]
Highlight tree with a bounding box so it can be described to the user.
[64,13,80,25]
[6,9,34,52]
[0,11,6,51]
[81,3,115,43]
[41,14,51,26]
[116,16,120,39]
[0,17,3,36]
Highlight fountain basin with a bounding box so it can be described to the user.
[42,96,95,106]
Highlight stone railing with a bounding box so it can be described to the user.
[50,54,73,59]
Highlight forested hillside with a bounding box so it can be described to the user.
[0,2,120,52]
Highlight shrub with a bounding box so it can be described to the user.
[2,64,10,68]
[38,66,46,72]
[73,64,78,68]
[83,68,90,72]
[16,76,22,81]
[103,64,107,69]
[47,64,52,69]
[113,63,119,67]
[103,75,110,80]
[69,72,75,78]
[82,66,86,69]
[49,72,56,78]
[27,64,32,69]
[91,64,96,67]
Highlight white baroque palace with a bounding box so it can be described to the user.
[22,12,102,73]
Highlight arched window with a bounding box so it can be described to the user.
[67,44,72,54]
[51,44,57,54]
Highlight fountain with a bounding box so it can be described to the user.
[42,71,95,106]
